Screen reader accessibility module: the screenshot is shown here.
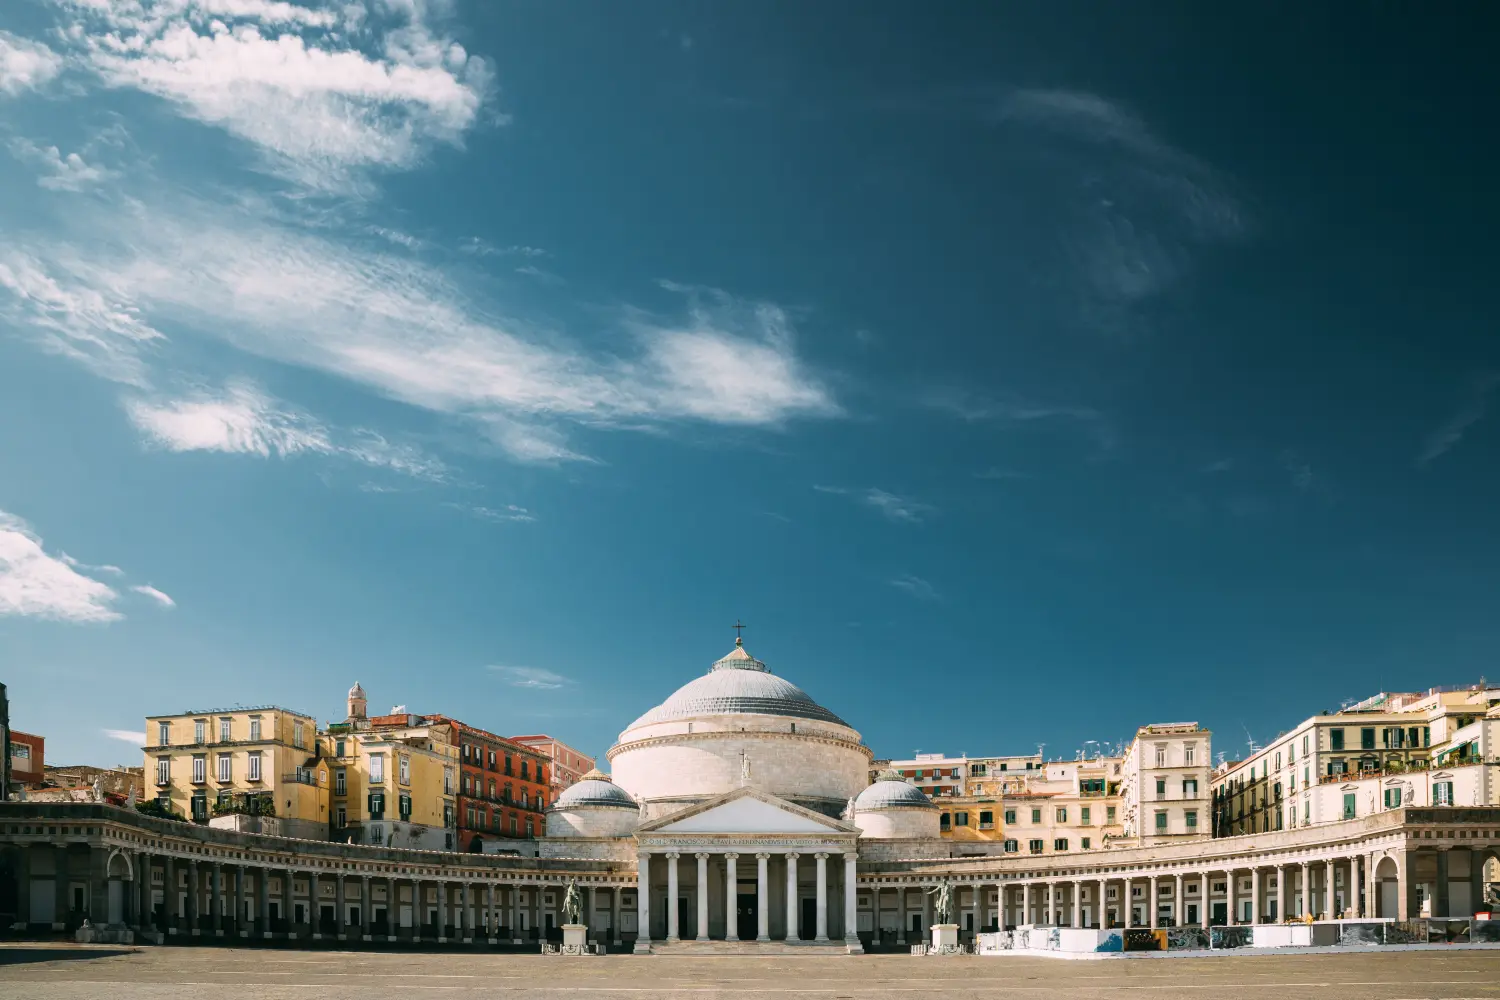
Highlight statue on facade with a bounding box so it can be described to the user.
[926,880,955,924]
[562,880,582,925]
[842,796,856,821]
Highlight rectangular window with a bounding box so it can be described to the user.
[1184,745,1196,766]
[1053,838,1069,852]
[369,791,385,818]
[488,750,496,768]
[1185,810,1198,829]
[520,761,529,780]
[158,722,171,746]
[1154,811,1168,831]
[955,811,969,826]
[248,753,262,781]
[1384,787,1402,808]
[400,756,410,785]
[445,769,454,795]
[1154,746,1166,767]
[194,720,206,743]
[156,757,170,785]
[399,794,412,820]
[1028,839,1044,855]
[1081,806,1091,825]
[1342,792,1357,820]
[1275,752,1282,770]
[504,755,513,775]
[370,753,385,783]
[219,719,232,743]
[1004,809,1016,824]
[1330,729,1345,751]
[1183,778,1198,797]
[1302,734,1309,755]
[979,810,993,829]
[1303,800,1310,822]
[1423,727,1430,747]
[191,794,207,821]
[192,755,206,783]
[1155,778,1166,799]
[939,813,951,831]
[336,806,346,828]
[1434,781,1453,806]
[1106,806,1116,823]
[335,769,347,795]
[293,721,305,748]
[249,718,261,741]
[1031,808,1041,824]
[1003,839,1018,853]
[1056,807,1067,823]
[1361,728,1376,750]
[1081,837,1091,849]
[335,740,346,758]
[217,754,231,782]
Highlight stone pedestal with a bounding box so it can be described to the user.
[560,924,592,956]
[929,923,963,955]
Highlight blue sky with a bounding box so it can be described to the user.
[2,2,1497,770]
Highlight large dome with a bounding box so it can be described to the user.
[627,640,849,729]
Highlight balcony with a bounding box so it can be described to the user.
[281,772,318,786]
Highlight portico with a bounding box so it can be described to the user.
[632,787,862,951]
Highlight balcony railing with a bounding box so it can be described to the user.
[281,772,318,786]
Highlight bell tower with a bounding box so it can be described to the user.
[347,681,368,722]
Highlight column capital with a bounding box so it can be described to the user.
[637,852,652,862]
[665,852,680,860]
[786,852,800,860]
[694,852,710,860]
[842,852,858,862]
[724,852,740,861]
[755,852,771,860]
[814,852,829,860]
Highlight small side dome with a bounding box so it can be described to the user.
[554,769,637,809]
[854,769,935,811]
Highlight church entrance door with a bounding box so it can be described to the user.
[736,893,756,941]
[799,898,816,940]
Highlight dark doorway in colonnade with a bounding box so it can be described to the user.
[800,898,816,940]
[467,838,483,854]
[736,892,756,940]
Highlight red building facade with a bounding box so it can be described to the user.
[424,716,550,852]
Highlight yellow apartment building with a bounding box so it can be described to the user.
[325,705,458,851]
[144,706,330,840]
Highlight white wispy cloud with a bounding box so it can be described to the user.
[3,187,838,463]
[445,502,534,523]
[488,665,572,689]
[888,573,939,601]
[814,485,931,523]
[103,728,147,745]
[51,0,493,192]
[7,140,115,191]
[0,510,122,623]
[0,30,62,95]
[995,88,1243,314]
[131,584,176,607]
[62,553,124,576]
[1418,374,1499,468]
[514,264,563,285]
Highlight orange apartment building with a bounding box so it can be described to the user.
[425,716,551,852]
[509,734,594,796]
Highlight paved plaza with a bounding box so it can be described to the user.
[2,945,1500,999]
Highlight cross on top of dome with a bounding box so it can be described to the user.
[711,623,768,673]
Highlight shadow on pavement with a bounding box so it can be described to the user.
[0,947,137,966]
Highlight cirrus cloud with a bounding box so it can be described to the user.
[0,510,122,623]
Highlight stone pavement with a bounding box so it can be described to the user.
[2,943,1500,998]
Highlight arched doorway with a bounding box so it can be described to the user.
[105,850,134,925]
[467,837,484,854]
[1374,855,1399,918]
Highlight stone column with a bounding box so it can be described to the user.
[1071,881,1082,928]
[529,882,540,941]
[1251,868,1262,924]
[336,874,347,940]
[211,863,223,935]
[385,877,397,941]
[755,854,770,942]
[187,861,200,936]
[611,884,622,946]
[1097,878,1107,928]
[459,882,471,942]
[1434,848,1450,918]
[1174,873,1183,926]
[411,880,423,943]
[724,853,739,941]
[1148,875,1158,929]
[785,853,800,941]
[234,866,245,936]
[843,854,859,947]
[486,882,497,943]
[585,885,596,940]
[694,853,709,941]
[636,855,652,948]
[160,856,175,934]
[923,882,934,935]
[1324,858,1335,918]
[1200,872,1210,929]
[510,883,521,944]
[258,868,270,938]
[814,853,829,941]
[898,883,910,941]
[308,871,320,939]
[666,853,681,942]
[1227,868,1237,925]
[1022,882,1032,926]
[975,881,987,932]
[1274,864,1285,922]
[1122,878,1132,929]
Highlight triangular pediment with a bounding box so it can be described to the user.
[638,787,856,835]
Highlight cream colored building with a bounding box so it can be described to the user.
[144,706,329,840]
[1119,722,1212,843]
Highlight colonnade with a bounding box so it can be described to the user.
[635,849,858,945]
